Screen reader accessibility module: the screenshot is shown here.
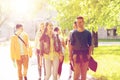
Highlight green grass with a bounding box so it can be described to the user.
[64,46,120,80]
[88,54,120,80]
[89,46,120,80]
[99,39,120,42]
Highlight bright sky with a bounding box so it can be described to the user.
[10,0,35,17]
[1,0,54,21]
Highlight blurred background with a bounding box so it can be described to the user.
[0,0,120,80]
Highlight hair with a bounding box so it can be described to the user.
[43,22,53,34]
[44,22,49,32]
[54,27,59,32]
[77,16,84,21]
[16,24,23,29]
[74,21,77,25]
[40,22,44,27]
[45,22,49,27]
[74,21,77,26]
[38,22,44,31]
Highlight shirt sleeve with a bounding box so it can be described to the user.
[10,36,15,60]
[35,31,41,49]
[70,31,75,46]
[88,32,92,46]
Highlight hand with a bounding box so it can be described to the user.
[29,55,32,58]
[34,48,38,56]
[12,59,15,62]
[69,55,73,62]
[59,53,64,62]
[12,59,16,68]
[87,54,91,60]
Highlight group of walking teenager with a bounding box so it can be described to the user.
[10,16,93,80]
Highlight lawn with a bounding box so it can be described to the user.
[64,45,120,80]
[98,39,120,42]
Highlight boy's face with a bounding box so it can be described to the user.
[17,26,23,32]
[77,19,84,28]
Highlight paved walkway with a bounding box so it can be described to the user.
[29,55,96,80]
[1,41,120,80]
[99,42,120,46]
[0,42,97,80]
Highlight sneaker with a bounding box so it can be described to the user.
[24,76,27,80]
[68,76,72,80]
[38,77,41,80]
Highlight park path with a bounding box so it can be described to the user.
[99,42,120,46]
[0,41,97,80]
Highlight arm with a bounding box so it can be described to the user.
[26,34,29,47]
[69,44,73,61]
[25,33,32,57]
[62,38,65,48]
[10,36,15,61]
[68,31,74,61]
[88,32,93,58]
[35,31,40,49]
[89,46,93,56]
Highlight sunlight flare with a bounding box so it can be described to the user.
[11,0,34,16]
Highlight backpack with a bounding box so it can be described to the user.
[53,34,62,53]
[40,33,50,54]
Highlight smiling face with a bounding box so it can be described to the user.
[77,18,84,29]
[39,23,44,32]
[48,23,53,32]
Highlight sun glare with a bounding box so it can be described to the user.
[11,0,34,16]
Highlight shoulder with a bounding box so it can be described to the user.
[84,30,91,34]
[35,31,41,37]
[71,30,77,35]
[22,32,29,37]
[23,31,28,35]
[11,35,17,40]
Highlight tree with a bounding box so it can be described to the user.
[50,0,120,29]
[0,0,10,27]
[49,0,120,47]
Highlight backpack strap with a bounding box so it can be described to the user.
[15,33,27,47]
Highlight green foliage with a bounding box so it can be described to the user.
[0,0,11,27]
[116,25,120,34]
[49,0,120,31]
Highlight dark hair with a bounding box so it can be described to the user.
[44,22,49,32]
[16,24,23,29]
[74,21,77,25]
[77,16,84,20]
[54,27,59,32]
[45,22,49,27]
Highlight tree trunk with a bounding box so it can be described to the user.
[92,31,98,47]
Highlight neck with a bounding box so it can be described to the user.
[77,27,85,32]
[47,31,52,38]
[16,30,23,35]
